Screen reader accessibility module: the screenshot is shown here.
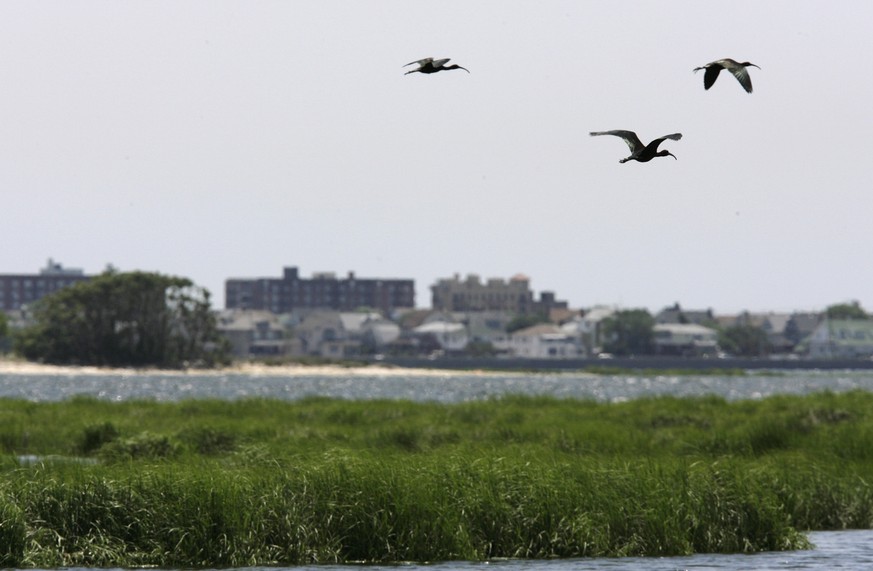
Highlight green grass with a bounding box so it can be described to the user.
[2,390,873,566]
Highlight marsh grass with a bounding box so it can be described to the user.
[1,455,811,567]
[2,390,873,566]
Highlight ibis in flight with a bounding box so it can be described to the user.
[693,58,760,93]
[404,58,470,75]
[589,130,683,163]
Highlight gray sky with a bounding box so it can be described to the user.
[3,1,871,315]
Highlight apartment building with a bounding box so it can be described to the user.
[0,259,91,311]
[224,266,415,314]
[430,272,567,315]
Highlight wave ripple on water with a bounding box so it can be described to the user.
[2,361,873,403]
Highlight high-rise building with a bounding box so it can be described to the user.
[0,259,91,311]
[431,273,534,313]
[430,272,568,315]
[225,266,415,314]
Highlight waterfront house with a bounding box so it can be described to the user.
[805,319,873,359]
[411,320,469,353]
[560,306,616,356]
[509,324,582,359]
[216,309,298,358]
[339,312,401,350]
[653,323,719,356]
[655,303,715,325]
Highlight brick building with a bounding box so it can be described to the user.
[0,259,91,311]
[225,266,415,315]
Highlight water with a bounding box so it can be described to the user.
[2,366,873,403]
[25,530,872,570]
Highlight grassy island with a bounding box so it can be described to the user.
[2,390,873,566]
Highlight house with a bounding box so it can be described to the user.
[805,319,873,359]
[653,323,719,356]
[411,320,469,352]
[339,312,401,350]
[729,312,793,353]
[456,311,515,354]
[560,306,616,356]
[509,324,582,359]
[785,312,822,345]
[216,309,299,358]
[293,311,359,358]
[655,303,715,325]
[718,311,822,353]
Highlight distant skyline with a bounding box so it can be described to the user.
[3,2,871,315]
[2,257,863,317]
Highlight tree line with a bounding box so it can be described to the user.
[5,270,229,368]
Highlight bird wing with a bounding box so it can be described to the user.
[403,57,433,68]
[589,130,644,153]
[726,64,754,93]
[649,133,682,150]
[702,65,722,90]
[431,58,450,68]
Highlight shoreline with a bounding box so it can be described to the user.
[0,357,505,378]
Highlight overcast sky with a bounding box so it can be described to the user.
[3,1,871,315]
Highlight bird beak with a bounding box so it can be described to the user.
[668,152,677,160]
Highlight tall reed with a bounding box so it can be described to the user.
[2,390,873,565]
[0,453,812,567]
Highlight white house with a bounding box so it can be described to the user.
[456,311,514,354]
[806,319,873,359]
[653,323,719,356]
[293,311,358,358]
[510,324,582,359]
[560,306,616,356]
[339,312,401,348]
[412,321,469,352]
[216,309,298,358]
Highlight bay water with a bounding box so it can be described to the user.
[3,365,873,403]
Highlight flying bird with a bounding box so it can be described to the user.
[589,130,682,164]
[693,58,760,93]
[404,57,470,75]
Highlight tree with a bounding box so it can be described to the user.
[505,313,549,333]
[0,311,8,353]
[601,309,655,356]
[465,339,497,357]
[718,324,772,357]
[14,271,229,368]
[826,301,868,320]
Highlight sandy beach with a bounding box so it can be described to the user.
[0,357,500,378]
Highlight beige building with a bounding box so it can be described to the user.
[430,273,568,315]
[430,273,535,313]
